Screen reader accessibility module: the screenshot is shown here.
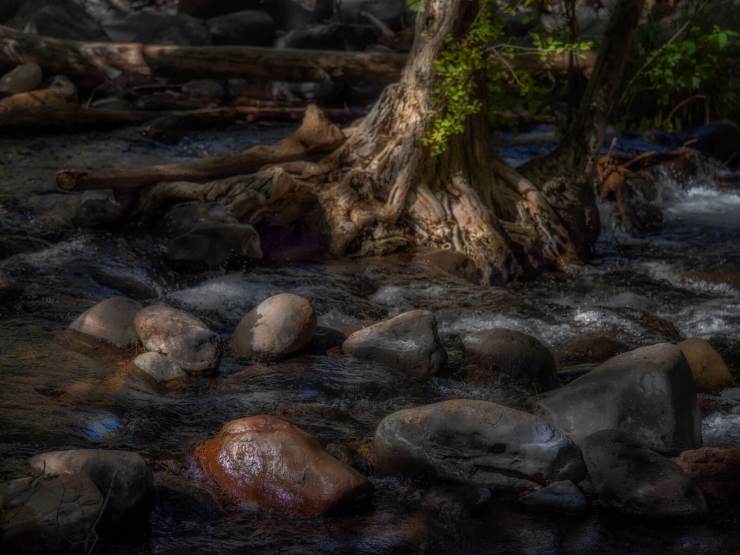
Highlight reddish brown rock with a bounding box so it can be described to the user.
[675,447,740,501]
[195,416,369,514]
[556,333,628,366]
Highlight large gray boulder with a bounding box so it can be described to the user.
[0,474,103,551]
[534,343,701,454]
[463,328,557,391]
[104,12,211,46]
[68,296,142,348]
[231,293,316,360]
[134,304,222,374]
[30,449,153,526]
[343,310,447,379]
[208,10,276,46]
[374,399,585,491]
[581,430,707,518]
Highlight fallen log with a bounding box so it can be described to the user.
[56,104,345,191]
[0,25,594,85]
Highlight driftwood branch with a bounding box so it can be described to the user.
[0,24,595,85]
[56,104,345,191]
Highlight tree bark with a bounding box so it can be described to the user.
[0,24,592,85]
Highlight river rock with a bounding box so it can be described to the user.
[518,480,588,513]
[266,0,334,30]
[195,415,370,514]
[208,10,276,46]
[134,304,222,374]
[556,333,628,366]
[30,449,153,526]
[77,190,124,228]
[0,63,42,95]
[133,352,187,383]
[463,328,557,391]
[343,310,447,379]
[677,338,735,392]
[413,248,480,283]
[11,1,109,41]
[0,474,103,551]
[674,447,740,502]
[534,343,701,454]
[165,223,262,269]
[104,12,211,46]
[373,399,585,490]
[232,293,317,360]
[337,0,407,30]
[68,296,142,348]
[178,0,263,18]
[276,23,347,50]
[581,430,707,518]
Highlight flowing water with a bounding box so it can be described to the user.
[0,125,739,554]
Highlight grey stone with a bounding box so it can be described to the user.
[208,10,276,46]
[232,293,316,360]
[581,430,707,517]
[68,296,142,348]
[343,310,447,379]
[133,352,187,383]
[337,0,407,30]
[374,399,585,491]
[134,304,222,374]
[534,343,701,454]
[104,12,211,46]
[519,480,588,513]
[10,1,109,41]
[463,328,557,391]
[266,0,334,30]
[0,474,103,551]
[30,449,153,526]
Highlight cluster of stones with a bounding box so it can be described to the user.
[3,291,738,550]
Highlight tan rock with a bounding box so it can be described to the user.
[678,338,735,392]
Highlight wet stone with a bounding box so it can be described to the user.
[133,351,187,383]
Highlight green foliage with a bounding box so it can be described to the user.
[422,0,593,156]
[624,0,740,130]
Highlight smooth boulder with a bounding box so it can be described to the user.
[581,430,707,517]
[133,352,187,383]
[134,304,222,374]
[0,474,103,551]
[463,328,557,390]
[374,399,585,490]
[518,480,588,513]
[534,343,701,454]
[208,10,276,46]
[68,296,142,348]
[677,338,735,392]
[30,449,153,526]
[231,293,317,360]
[343,310,447,378]
[0,63,42,95]
[556,333,628,366]
[195,415,370,514]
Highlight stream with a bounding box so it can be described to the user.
[0,124,739,554]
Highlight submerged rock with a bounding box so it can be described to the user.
[674,447,740,502]
[208,10,276,46]
[581,430,707,518]
[133,352,187,383]
[0,474,103,551]
[463,328,557,391]
[556,333,628,366]
[30,449,153,526]
[0,63,42,95]
[68,296,142,348]
[134,304,222,374]
[373,399,585,491]
[165,223,262,269]
[518,480,588,513]
[195,415,370,514]
[534,343,701,454]
[677,338,735,392]
[343,310,446,378]
[231,293,317,360]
